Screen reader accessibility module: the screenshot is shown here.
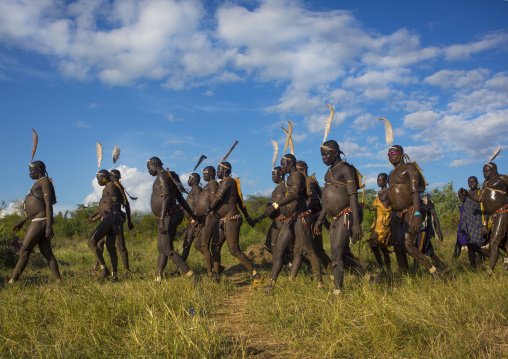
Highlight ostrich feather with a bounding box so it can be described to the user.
[281,126,295,156]
[30,128,38,162]
[378,117,394,145]
[96,142,103,170]
[270,140,279,168]
[192,155,207,172]
[281,121,293,154]
[322,104,334,144]
[219,140,238,164]
[489,145,501,163]
[112,146,120,165]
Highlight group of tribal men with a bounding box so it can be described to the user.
[7,143,508,294]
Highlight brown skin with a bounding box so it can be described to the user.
[10,164,61,283]
[206,163,257,277]
[193,167,219,275]
[264,156,323,288]
[296,164,333,275]
[388,151,422,231]
[253,168,285,254]
[111,172,134,231]
[460,165,508,271]
[180,174,203,262]
[148,160,199,279]
[314,147,362,243]
[388,149,437,273]
[87,171,128,277]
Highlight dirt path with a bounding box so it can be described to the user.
[214,244,293,358]
[215,284,292,358]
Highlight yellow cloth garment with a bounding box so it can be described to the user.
[369,194,392,244]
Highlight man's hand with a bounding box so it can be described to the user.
[128,220,134,231]
[412,214,422,232]
[314,218,323,235]
[11,221,25,234]
[437,231,444,242]
[350,224,362,244]
[263,205,276,218]
[88,216,95,224]
[246,217,255,228]
[458,188,468,197]
[46,225,54,239]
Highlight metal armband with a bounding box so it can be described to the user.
[410,179,419,193]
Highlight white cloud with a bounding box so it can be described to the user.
[424,69,490,90]
[73,120,91,128]
[87,102,102,109]
[253,187,273,197]
[444,32,508,61]
[403,110,440,130]
[83,164,153,212]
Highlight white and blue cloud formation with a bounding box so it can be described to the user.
[0,0,507,168]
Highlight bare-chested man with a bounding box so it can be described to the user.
[180,173,203,262]
[314,141,370,294]
[295,160,333,275]
[205,162,264,284]
[387,145,440,278]
[362,173,392,273]
[92,169,132,274]
[194,166,220,277]
[255,166,286,256]
[87,169,127,280]
[460,162,508,275]
[264,154,323,292]
[9,161,61,285]
[147,157,200,284]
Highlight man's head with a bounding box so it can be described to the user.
[29,161,46,180]
[202,166,216,182]
[483,163,498,180]
[147,157,163,176]
[272,166,283,183]
[110,169,121,182]
[320,140,342,166]
[468,176,479,190]
[217,162,231,179]
[188,173,200,186]
[388,145,404,166]
[377,173,388,188]
[96,169,111,186]
[296,161,308,176]
[280,154,296,175]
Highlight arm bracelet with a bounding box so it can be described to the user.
[272,202,280,210]
[414,212,421,216]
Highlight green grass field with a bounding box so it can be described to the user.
[0,232,506,358]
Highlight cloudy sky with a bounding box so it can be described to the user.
[0,0,507,214]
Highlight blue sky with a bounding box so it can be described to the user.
[0,0,507,214]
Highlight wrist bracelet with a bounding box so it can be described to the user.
[272,202,280,210]
[414,212,421,216]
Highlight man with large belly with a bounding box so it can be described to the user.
[387,145,440,278]
[264,154,323,292]
[147,157,201,284]
[9,161,61,285]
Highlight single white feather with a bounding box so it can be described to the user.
[489,145,501,163]
[270,140,279,168]
[323,104,334,144]
[96,142,103,170]
[378,117,394,145]
[112,146,120,165]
